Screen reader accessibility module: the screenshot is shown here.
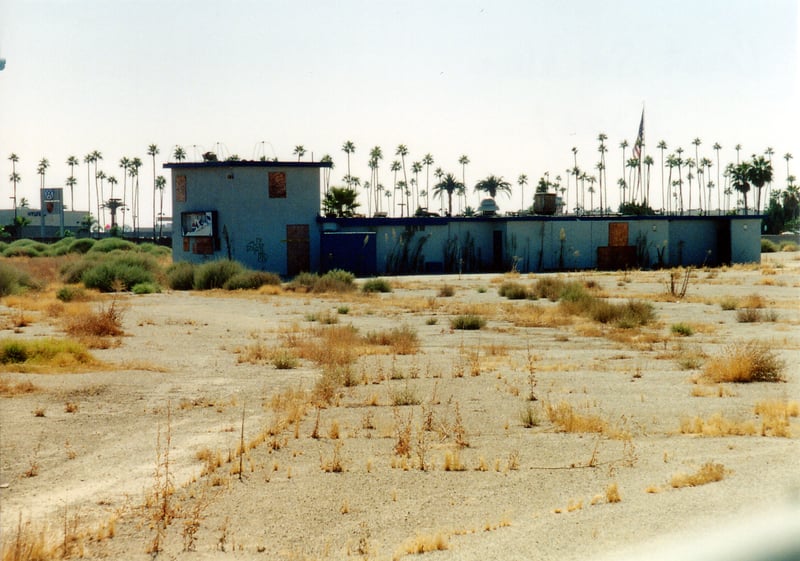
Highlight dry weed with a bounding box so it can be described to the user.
[679,413,756,436]
[670,462,726,488]
[700,341,786,383]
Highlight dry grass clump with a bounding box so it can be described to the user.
[741,293,765,308]
[0,338,96,372]
[670,462,726,488]
[450,314,486,330]
[364,325,419,354]
[0,377,40,396]
[63,300,125,338]
[498,281,532,300]
[605,482,621,503]
[735,307,778,323]
[700,341,786,383]
[679,413,756,436]
[396,532,449,558]
[754,399,799,437]
[719,296,739,311]
[544,401,609,435]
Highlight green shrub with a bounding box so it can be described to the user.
[671,323,694,336]
[56,285,88,302]
[289,272,319,291]
[498,281,529,300]
[136,243,171,257]
[166,262,195,290]
[67,238,96,254]
[0,263,22,297]
[193,260,244,290]
[314,269,355,292]
[450,314,486,330]
[587,299,655,328]
[223,270,281,290]
[132,282,162,294]
[60,257,99,284]
[82,261,154,292]
[761,239,779,253]
[532,277,566,301]
[362,278,392,293]
[88,238,137,253]
[559,281,592,304]
[290,269,356,293]
[0,341,29,363]
[438,284,455,297]
[3,245,41,258]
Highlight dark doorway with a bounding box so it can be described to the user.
[286,224,310,276]
[493,230,503,271]
[716,219,732,265]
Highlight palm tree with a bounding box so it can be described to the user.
[65,177,76,211]
[323,187,360,217]
[293,145,306,161]
[320,154,333,196]
[341,141,355,187]
[129,157,142,235]
[433,173,463,216]
[66,155,79,210]
[147,144,160,240]
[37,157,50,190]
[155,175,167,237]
[675,148,685,214]
[619,140,628,204]
[730,162,751,213]
[411,161,422,211]
[423,153,434,208]
[684,157,696,212]
[119,157,131,231]
[96,170,107,227]
[8,153,20,220]
[84,153,95,229]
[784,153,793,186]
[587,175,597,212]
[571,147,580,209]
[369,146,383,213]
[749,154,773,213]
[395,145,409,216]
[713,143,722,214]
[172,146,186,162]
[764,147,775,203]
[390,160,401,216]
[657,140,668,212]
[474,175,512,201]
[107,175,118,200]
[700,157,713,213]
[91,150,103,231]
[458,155,469,210]
[643,155,654,205]
[735,143,742,165]
[517,173,528,212]
[597,133,608,214]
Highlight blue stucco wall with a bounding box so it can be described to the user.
[167,162,326,275]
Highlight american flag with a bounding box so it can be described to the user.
[632,109,644,160]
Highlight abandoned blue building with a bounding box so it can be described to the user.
[165,160,761,277]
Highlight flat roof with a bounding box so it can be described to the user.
[163,160,332,169]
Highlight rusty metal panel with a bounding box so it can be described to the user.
[608,222,629,247]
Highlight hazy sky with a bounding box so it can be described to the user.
[1,0,798,222]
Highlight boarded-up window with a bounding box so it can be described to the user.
[175,175,187,202]
[608,222,629,247]
[269,172,287,198]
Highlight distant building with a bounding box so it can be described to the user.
[165,160,331,276]
[164,160,761,276]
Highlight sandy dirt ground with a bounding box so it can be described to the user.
[1,253,799,560]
